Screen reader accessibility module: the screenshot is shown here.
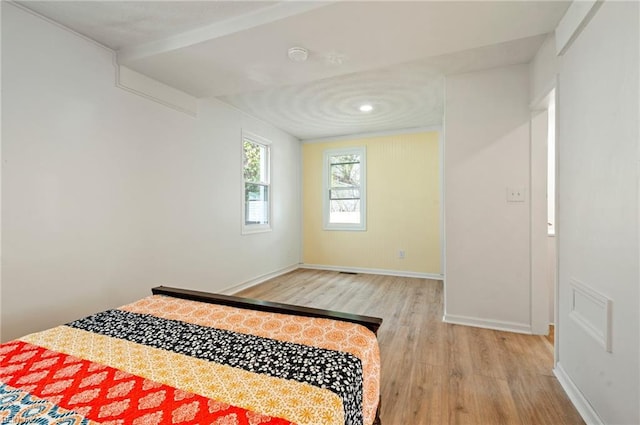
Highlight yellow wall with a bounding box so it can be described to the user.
[302,131,440,274]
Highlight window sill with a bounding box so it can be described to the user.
[242,226,272,235]
[323,225,367,232]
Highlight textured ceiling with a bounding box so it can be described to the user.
[220,35,547,140]
[18,1,278,50]
[16,1,571,140]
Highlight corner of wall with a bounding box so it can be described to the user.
[529,33,558,107]
[555,0,603,56]
[443,313,532,335]
[554,364,605,425]
[116,65,199,117]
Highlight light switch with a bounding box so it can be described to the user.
[507,187,526,202]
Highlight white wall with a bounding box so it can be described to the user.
[529,34,558,104]
[1,3,301,342]
[444,64,532,332]
[554,1,639,424]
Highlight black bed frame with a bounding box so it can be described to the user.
[151,285,383,424]
[152,285,383,334]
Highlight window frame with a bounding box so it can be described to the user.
[322,146,367,231]
[241,131,272,235]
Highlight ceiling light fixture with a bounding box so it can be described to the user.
[288,46,309,62]
[359,104,374,113]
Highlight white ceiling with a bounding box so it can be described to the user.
[18,1,570,140]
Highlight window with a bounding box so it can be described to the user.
[242,132,271,234]
[323,147,366,231]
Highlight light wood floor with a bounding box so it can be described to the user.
[237,268,584,425]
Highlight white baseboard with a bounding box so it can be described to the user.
[220,264,299,295]
[300,263,443,280]
[443,313,532,334]
[554,363,604,425]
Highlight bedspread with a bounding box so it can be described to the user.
[0,295,380,425]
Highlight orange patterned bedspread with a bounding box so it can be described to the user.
[0,295,380,425]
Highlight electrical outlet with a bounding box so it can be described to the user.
[398,250,405,259]
[507,187,526,202]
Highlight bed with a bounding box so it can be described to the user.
[0,286,383,425]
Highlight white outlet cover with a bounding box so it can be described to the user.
[507,187,526,202]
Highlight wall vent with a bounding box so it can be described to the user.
[569,278,612,352]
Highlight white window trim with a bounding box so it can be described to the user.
[323,146,367,231]
[242,131,272,235]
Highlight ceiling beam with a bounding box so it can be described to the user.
[117,1,332,65]
[555,0,603,56]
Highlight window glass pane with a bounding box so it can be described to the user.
[243,140,267,183]
[329,199,360,224]
[330,154,360,164]
[324,147,365,230]
[330,188,360,200]
[245,183,269,225]
[331,162,360,188]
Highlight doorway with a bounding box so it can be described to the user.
[530,88,557,348]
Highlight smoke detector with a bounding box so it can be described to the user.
[288,46,309,62]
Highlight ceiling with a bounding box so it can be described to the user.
[18,1,570,140]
